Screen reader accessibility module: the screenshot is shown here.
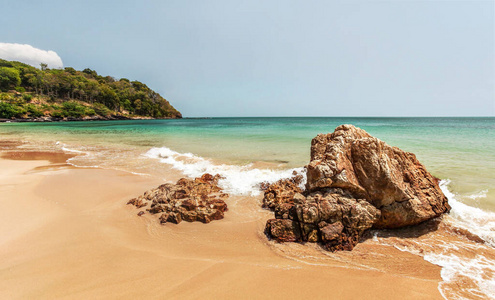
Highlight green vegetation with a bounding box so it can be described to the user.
[0,59,181,120]
[0,67,21,91]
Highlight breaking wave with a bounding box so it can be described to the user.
[145,146,305,196]
[441,180,495,248]
[388,181,495,300]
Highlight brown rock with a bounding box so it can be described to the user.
[159,213,169,224]
[127,198,147,208]
[148,204,165,214]
[265,219,302,243]
[208,199,228,212]
[207,209,224,221]
[306,124,450,228]
[127,173,228,225]
[320,222,343,242]
[269,188,380,250]
[274,203,295,220]
[301,223,319,242]
[181,210,198,222]
[264,125,450,251]
[197,209,224,224]
[181,199,196,211]
[261,175,304,210]
[167,212,182,224]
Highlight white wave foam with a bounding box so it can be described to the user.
[466,189,488,200]
[58,141,90,155]
[424,251,495,300]
[61,146,87,154]
[145,147,305,196]
[394,240,495,300]
[389,181,495,299]
[57,143,101,168]
[440,180,495,247]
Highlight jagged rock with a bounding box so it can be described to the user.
[265,188,380,251]
[320,222,343,242]
[181,210,198,222]
[181,199,196,211]
[265,219,302,242]
[127,173,228,225]
[208,199,228,212]
[264,125,450,251]
[127,197,147,208]
[167,212,182,224]
[159,213,169,224]
[261,174,304,210]
[306,124,450,228]
[274,203,296,220]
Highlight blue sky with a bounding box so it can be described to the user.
[1,0,493,117]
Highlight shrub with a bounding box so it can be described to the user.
[0,102,25,118]
[92,103,111,116]
[85,108,95,116]
[61,101,87,118]
[51,110,65,118]
[0,67,21,92]
[0,93,13,101]
[22,94,33,102]
[25,104,44,118]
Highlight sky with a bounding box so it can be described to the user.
[0,0,493,117]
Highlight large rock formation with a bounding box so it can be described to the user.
[127,173,228,224]
[265,125,450,251]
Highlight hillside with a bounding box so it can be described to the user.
[0,59,181,121]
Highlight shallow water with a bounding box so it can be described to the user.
[1,117,494,299]
[1,117,493,208]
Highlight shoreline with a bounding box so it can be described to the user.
[0,115,181,123]
[0,146,444,299]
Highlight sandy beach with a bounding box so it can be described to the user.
[0,148,444,299]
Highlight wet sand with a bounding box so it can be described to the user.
[0,150,443,299]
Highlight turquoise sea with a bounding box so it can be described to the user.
[1,117,495,299]
[1,117,493,210]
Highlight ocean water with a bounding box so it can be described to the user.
[1,117,494,298]
[1,117,492,207]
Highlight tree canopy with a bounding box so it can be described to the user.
[0,59,181,119]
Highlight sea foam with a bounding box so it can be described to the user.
[440,180,495,248]
[393,238,495,300]
[145,147,305,196]
[389,181,495,299]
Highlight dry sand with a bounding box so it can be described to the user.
[0,150,443,299]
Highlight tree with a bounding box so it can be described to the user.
[82,68,98,78]
[0,67,21,92]
[0,58,181,119]
[64,67,76,75]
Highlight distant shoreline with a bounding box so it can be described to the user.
[0,115,180,123]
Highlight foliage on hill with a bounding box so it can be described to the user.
[0,59,181,119]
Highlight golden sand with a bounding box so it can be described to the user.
[0,150,443,299]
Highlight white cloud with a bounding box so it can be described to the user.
[0,43,63,69]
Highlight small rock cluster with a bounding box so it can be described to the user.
[127,173,228,224]
[264,125,451,251]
